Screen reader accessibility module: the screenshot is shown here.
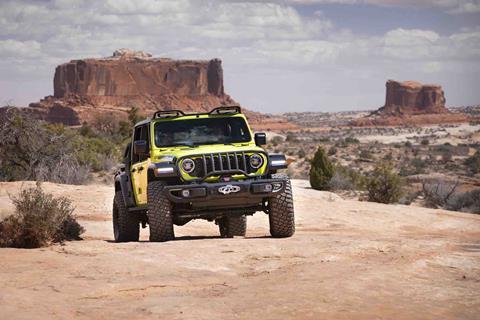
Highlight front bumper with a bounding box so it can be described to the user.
[164,178,286,204]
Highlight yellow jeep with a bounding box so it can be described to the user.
[113,106,294,242]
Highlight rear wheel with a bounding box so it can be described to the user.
[218,215,247,238]
[147,181,175,242]
[113,192,139,242]
[268,174,295,238]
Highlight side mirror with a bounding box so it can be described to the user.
[133,140,148,156]
[254,132,267,146]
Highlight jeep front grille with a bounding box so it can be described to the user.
[180,151,266,180]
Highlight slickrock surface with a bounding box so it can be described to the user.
[1,180,479,319]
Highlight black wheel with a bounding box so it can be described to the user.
[113,192,139,242]
[218,215,247,238]
[147,181,175,242]
[268,174,295,238]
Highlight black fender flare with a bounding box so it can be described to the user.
[114,172,136,208]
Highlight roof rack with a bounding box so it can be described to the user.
[209,105,242,115]
[153,110,186,119]
[152,105,242,119]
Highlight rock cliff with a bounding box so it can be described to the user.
[23,49,237,125]
[351,80,469,126]
[378,80,447,116]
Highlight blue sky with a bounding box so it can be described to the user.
[0,0,479,112]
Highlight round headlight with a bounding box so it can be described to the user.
[181,158,195,173]
[249,153,263,169]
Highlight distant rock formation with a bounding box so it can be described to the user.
[351,80,469,126]
[52,50,225,100]
[377,80,447,116]
[16,49,235,125]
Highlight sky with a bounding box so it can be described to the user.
[0,0,479,113]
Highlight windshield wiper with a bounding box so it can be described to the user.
[163,142,197,148]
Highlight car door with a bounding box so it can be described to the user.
[131,124,150,206]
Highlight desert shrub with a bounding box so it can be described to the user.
[345,136,360,144]
[448,189,480,214]
[404,141,412,148]
[421,139,429,146]
[91,113,121,136]
[309,146,334,190]
[422,179,459,209]
[72,135,120,172]
[328,165,366,191]
[0,110,87,183]
[286,133,297,142]
[328,171,354,191]
[0,183,84,248]
[359,149,372,160]
[79,122,97,138]
[465,150,480,174]
[35,155,91,185]
[400,158,427,176]
[366,162,403,204]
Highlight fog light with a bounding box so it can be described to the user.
[181,189,190,197]
[264,184,273,192]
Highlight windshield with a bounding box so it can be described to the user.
[154,117,251,147]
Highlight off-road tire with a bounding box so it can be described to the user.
[268,174,295,238]
[113,192,140,242]
[147,181,175,242]
[218,215,247,238]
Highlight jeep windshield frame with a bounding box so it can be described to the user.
[153,116,252,148]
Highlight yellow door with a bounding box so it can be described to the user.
[131,159,149,205]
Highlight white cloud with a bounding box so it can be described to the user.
[0,39,42,58]
[285,0,480,14]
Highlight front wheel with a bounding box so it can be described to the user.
[218,215,247,238]
[268,174,295,238]
[147,181,175,242]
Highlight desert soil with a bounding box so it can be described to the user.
[0,180,479,319]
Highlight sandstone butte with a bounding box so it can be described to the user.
[2,49,295,131]
[351,80,470,126]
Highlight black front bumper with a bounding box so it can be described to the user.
[163,178,286,206]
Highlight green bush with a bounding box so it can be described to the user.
[309,146,334,190]
[0,110,90,184]
[367,162,403,204]
[0,183,84,248]
[345,136,360,144]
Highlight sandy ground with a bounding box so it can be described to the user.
[0,180,479,319]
